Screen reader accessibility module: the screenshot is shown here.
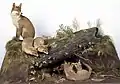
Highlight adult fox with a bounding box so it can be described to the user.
[11,3,35,39]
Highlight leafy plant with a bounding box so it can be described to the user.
[72,18,80,31]
[56,24,74,39]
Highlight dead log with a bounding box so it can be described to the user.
[34,27,120,74]
[35,27,98,68]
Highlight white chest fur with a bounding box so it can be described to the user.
[11,11,21,28]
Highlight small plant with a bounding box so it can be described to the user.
[96,18,102,28]
[72,18,80,32]
[87,21,91,28]
[56,24,74,39]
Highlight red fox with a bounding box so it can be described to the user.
[11,3,35,39]
[63,61,92,81]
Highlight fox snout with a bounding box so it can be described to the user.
[11,11,20,16]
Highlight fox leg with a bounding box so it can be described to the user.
[25,47,38,56]
[16,27,22,39]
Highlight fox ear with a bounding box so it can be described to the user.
[13,3,15,7]
[19,3,22,8]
